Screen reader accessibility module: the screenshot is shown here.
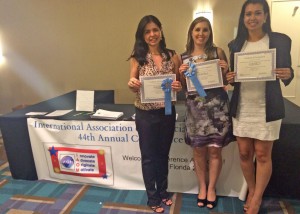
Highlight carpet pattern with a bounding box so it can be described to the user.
[0,159,299,213]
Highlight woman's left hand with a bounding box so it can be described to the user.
[172,80,182,92]
[275,68,292,80]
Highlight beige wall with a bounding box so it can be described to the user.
[0,0,243,114]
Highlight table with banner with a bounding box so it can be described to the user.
[1,91,299,199]
[0,91,246,199]
[26,116,245,198]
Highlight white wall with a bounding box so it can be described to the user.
[268,0,300,106]
[0,0,242,114]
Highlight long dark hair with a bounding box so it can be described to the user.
[185,16,215,59]
[229,0,272,52]
[129,15,173,66]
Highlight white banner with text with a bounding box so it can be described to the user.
[27,118,246,199]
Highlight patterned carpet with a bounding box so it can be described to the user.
[0,145,299,213]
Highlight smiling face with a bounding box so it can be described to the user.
[143,21,162,47]
[244,3,268,33]
[192,21,211,47]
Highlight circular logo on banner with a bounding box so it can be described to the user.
[60,156,74,168]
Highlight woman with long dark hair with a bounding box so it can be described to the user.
[226,0,294,213]
[128,15,182,213]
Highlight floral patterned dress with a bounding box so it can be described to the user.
[182,50,234,148]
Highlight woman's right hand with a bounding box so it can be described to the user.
[128,77,141,92]
[226,71,236,84]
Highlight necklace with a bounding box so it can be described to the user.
[189,54,207,63]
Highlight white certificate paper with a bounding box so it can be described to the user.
[234,49,276,82]
[45,110,73,117]
[76,90,94,111]
[26,112,48,116]
[186,59,223,92]
[140,74,176,103]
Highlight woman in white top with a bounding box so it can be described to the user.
[226,0,294,213]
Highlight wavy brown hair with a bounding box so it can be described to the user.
[185,16,215,59]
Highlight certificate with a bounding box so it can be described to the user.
[140,74,176,103]
[186,59,223,92]
[234,49,276,82]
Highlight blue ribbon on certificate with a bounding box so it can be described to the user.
[161,78,173,115]
[184,63,207,97]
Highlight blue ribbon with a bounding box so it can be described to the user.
[161,78,173,115]
[184,63,207,97]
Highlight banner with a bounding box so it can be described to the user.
[27,118,246,199]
